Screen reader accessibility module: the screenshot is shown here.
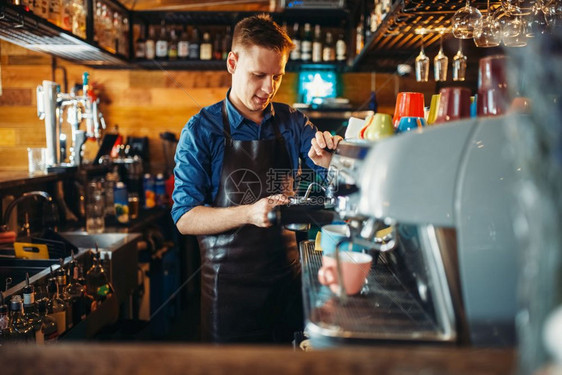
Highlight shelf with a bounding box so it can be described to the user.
[351,0,501,72]
[132,59,347,72]
[0,3,129,67]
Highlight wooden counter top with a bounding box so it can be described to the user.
[0,343,516,375]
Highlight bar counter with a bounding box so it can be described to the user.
[0,343,515,375]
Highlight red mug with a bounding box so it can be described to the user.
[434,87,472,124]
[477,55,509,117]
[392,92,425,128]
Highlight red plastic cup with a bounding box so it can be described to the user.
[434,87,472,124]
[392,92,425,128]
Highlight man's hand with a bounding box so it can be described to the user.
[247,194,289,227]
[308,131,343,169]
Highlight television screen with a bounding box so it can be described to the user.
[298,70,337,105]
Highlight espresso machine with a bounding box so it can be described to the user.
[36,72,106,168]
[296,114,523,348]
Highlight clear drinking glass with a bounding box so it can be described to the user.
[474,0,502,47]
[452,0,483,39]
[434,34,448,82]
[415,37,430,82]
[502,12,528,47]
[452,39,467,81]
[525,3,547,37]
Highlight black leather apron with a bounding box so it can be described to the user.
[197,102,303,343]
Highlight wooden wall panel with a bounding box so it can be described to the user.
[1,40,426,173]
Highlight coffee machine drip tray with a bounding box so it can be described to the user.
[300,240,456,348]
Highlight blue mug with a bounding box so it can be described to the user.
[396,116,427,134]
[320,224,363,256]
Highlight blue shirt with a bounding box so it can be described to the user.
[171,94,324,224]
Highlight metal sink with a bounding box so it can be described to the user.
[59,231,142,305]
[58,232,139,250]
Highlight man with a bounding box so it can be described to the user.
[172,14,342,343]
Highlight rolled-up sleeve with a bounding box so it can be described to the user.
[171,115,213,224]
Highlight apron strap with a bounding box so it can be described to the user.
[222,100,285,146]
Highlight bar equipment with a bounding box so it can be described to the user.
[36,73,106,168]
[299,114,522,348]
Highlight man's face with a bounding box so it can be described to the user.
[227,45,288,120]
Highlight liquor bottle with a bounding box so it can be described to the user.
[168,28,179,60]
[0,294,11,345]
[222,26,232,60]
[65,265,91,325]
[289,23,301,61]
[121,16,129,56]
[114,181,129,224]
[356,15,365,56]
[200,32,212,61]
[188,28,200,60]
[36,299,58,342]
[55,260,73,330]
[213,33,222,60]
[86,250,113,304]
[135,24,146,59]
[8,296,33,342]
[145,26,156,60]
[323,32,336,62]
[45,273,67,336]
[155,23,168,60]
[48,0,61,26]
[72,0,87,39]
[312,25,323,63]
[100,4,112,48]
[178,27,189,60]
[336,33,347,62]
[112,12,122,53]
[300,23,312,62]
[93,1,102,43]
[22,273,42,343]
[60,0,73,31]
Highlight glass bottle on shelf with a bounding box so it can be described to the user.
[93,1,102,43]
[86,250,113,304]
[60,0,73,31]
[356,15,365,56]
[156,23,169,60]
[168,27,179,60]
[222,26,232,60]
[322,32,335,62]
[189,28,200,60]
[101,4,113,49]
[290,23,301,61]
[45,273,66,336]
[113,12,122,54]
[301,23,312,62]
[55,259,73,330]
[48,0,61,27]
[36,299,58,342]
[213,33,222,60]
[22,273,42,343]
[178,26,189,60]
[200,32,212,61]
[65,264,91,325]
[312,25,323,63]
[8,296,33,343]
[145,26,156,60]
[72,0,86,39]
[0,294,11,345]
[135,24,146,59]
[120,16,129,56]
[336,33,347,62]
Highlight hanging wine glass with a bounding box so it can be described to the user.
[434,32,448,82]
[415,34,430,82]
[452,39,467,81]
[474,0,502,47]
[502,10,528,47]
[525,1,548,37]
[452,0,483,39]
